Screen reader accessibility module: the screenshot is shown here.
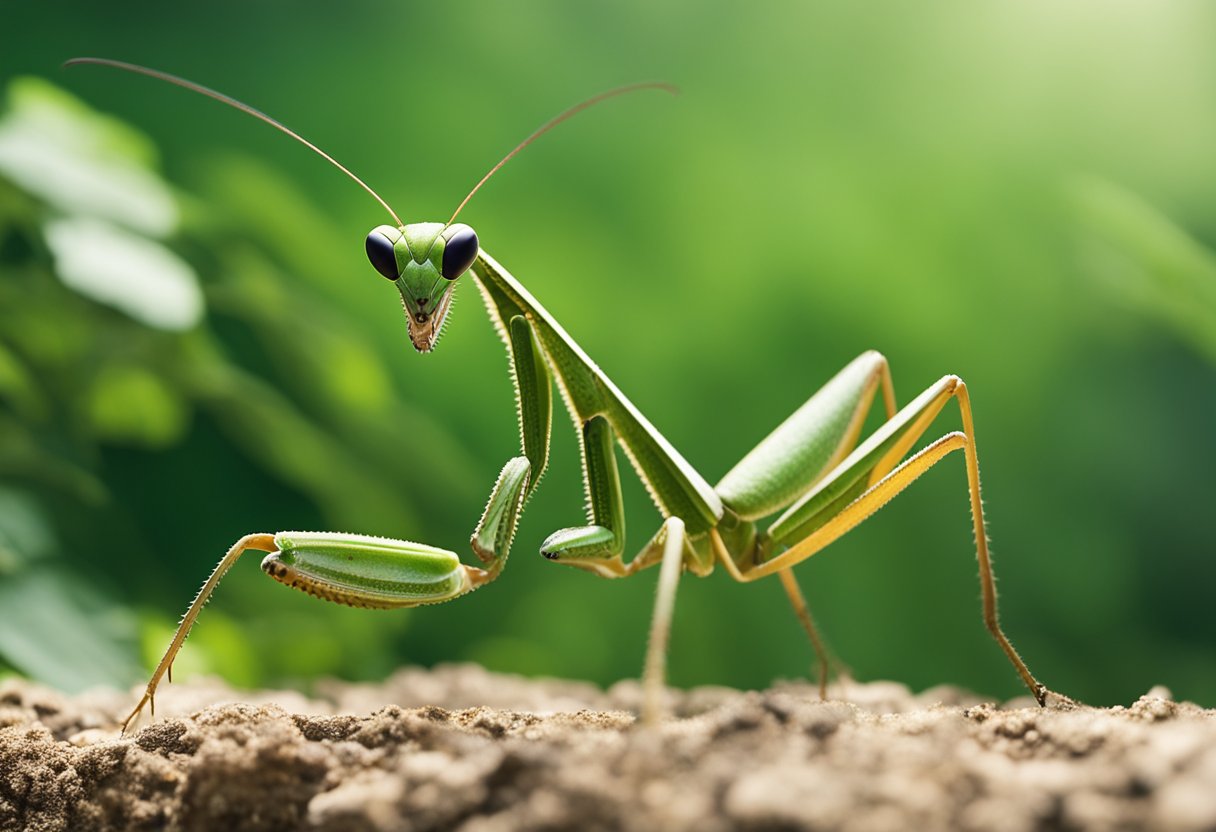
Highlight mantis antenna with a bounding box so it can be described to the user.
[445,81,679,227]
[65,58,676,230]
[63,57,405,227]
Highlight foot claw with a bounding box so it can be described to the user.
[1039,686,1082,710]
[120,692,154,735]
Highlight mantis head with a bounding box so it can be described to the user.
[63,59,674,355]
[366,222,479,353]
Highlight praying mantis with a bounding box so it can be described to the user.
[67,59,1058,732]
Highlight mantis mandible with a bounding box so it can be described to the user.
[67,59,1057,732]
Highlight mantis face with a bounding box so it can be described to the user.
[366,222,480,353]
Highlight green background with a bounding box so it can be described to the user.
[1,0,1213,707]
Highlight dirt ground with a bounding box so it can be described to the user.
[1,665,1214,832]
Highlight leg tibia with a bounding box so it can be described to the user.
[470,456,532,569]
[539,415,627,571]
[507,316,552,500]
[122,533,276,733]
[761,432,967,577]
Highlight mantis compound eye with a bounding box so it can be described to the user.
[366,227,400,280]
[440,225,479,280]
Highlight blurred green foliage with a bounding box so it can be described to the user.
[0,1,1213,705]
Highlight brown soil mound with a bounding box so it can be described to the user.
[1,665,1213,831]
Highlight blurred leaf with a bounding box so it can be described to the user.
[196,153,349,288]
[0,417,109,505]
[249,605,410,682]
[0,77,178,236]
[0,286,96,370]
[207,246,393,411]
[182,341,421,531]
[0,568,142,691]
[0,487,55,573]
[1071,176,1216,363]
[0,491,137,690]
[84,364,189,447]
[205,246,480,512]
[0,340,46,420]
[44,217,203,331]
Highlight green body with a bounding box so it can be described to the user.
[75,59,1053,732]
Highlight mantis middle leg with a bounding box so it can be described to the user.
[542,351,900,722]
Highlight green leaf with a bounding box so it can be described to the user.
[0,340,45,420]
[0,77,178,236]
[84,364,189,447]
[44,217,203,331]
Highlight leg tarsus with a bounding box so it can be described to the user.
[121,692,151,735]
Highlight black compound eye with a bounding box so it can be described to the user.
[366,229,400,280]
[441,226,479,280]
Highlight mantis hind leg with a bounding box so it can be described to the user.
[718,374,1050,705]
[714,351,899,694]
